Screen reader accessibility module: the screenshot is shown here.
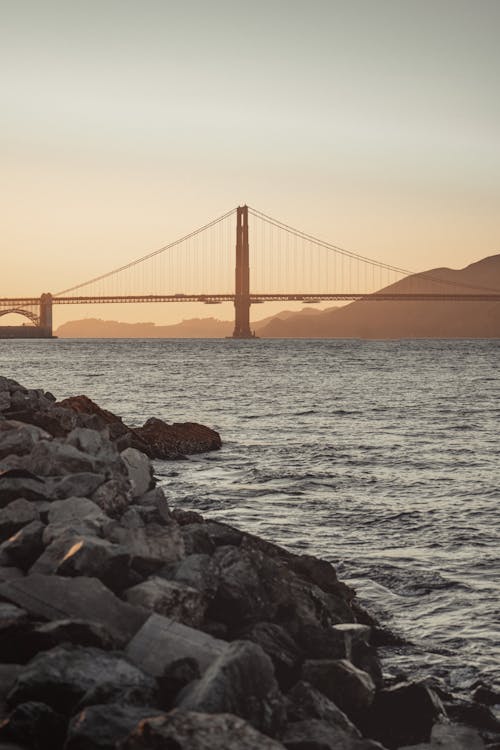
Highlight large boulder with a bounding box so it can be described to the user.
[0,500,39,543]
[0,574,148,645]
[104,519,184,575]
[301,659,376,721]
[7,646,157,715]
[241,622,302,690]
[119,710,285,750]
[177,640,286,737]
[120,449,154,498]
[361,681,445,749]
[0,470,53,506]
[133,417,221,458]
[286,680,360,736]
[1,521,45,571]
[124,577,206,627]
[126,613,228,677]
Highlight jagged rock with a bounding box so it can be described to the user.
[362,681,445,749]
[171,508,205,525]
[91,479,131,518]
[24,440,99,477]
[1,522,45,571]
[134,487,170,523]
[57,396,131,441]
[286,680,360,736]
[125,577,205,627]
[104,519,184,575]
[46,496,108,532]
[0,500,39,543]
[120,449,154,498]
[302,659,376,720]
[157,658,201,709]
[119,710,285,750]
[0,574,148,645]
[207,543,349,637]
[177,640,286,737]
[126,613,228,676]
[241,622,302,690]
[53,472,106,500]
[179,523,216,555]
[66,704,165,750]
[0,471,53,507]
[33,534,132,592]
[7,645,157,715]
[5,619,120,664]
[133,417,222,458]
[0,701,66,750]
[282,719,385,750]
[0,424,36,461]
[158,553,219,599]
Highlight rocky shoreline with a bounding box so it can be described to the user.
[0,376,497,749]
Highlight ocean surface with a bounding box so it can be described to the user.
[1,338,499,694]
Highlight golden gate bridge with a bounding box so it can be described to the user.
[1,205,500,338]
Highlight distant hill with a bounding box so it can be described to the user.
[55,307,336,339]
[259,255,500,338]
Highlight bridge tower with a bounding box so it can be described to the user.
[39,293,53,337]
[232,205,252,338]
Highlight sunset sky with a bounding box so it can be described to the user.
[2,0,499,326]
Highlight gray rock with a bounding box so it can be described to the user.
[126,613,228,676]
[119,710,286,750]
[286,681,360,736]
[32,534,132,592]
[242,622,302,690]
[1,522,44,571]
[105,519,184,575]
[91,479,131,518]
[407,722,485,749]
[16,619,120,660]
[8,645,156,715]
[25,440,99,476]
[53,472,106,500]
[282,719,385,750]
[120,448,154,498]
[47,496,108,530]
[125,576,205,627]
[0,425,35,461]
[0,473,53,507]
[180,523,216,555]
[0,574,148,646]
[177,640,286,737]
[133,487,170,522]
[302,659,376,720]
[160,553,219,599]
[66,703,165,750]
[0,500,39,543]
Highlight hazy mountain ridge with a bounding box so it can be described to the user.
[260,254,500,339]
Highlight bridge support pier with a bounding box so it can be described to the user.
[39,293,53,337]
[232,205,253,338]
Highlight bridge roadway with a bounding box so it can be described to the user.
[3,292,500,306]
